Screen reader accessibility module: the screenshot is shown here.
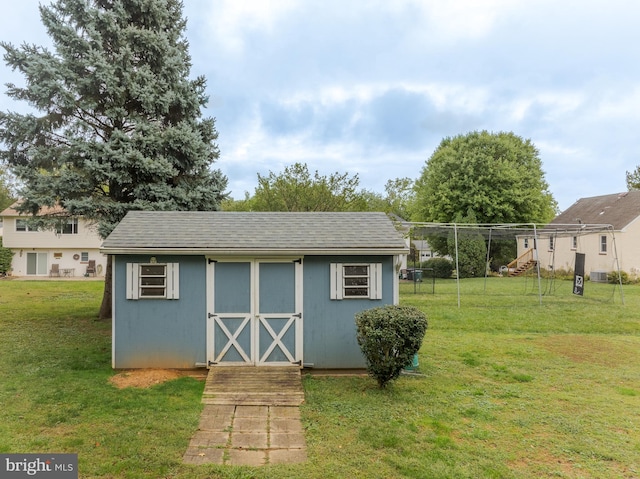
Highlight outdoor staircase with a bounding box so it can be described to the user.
[509,260,538,277]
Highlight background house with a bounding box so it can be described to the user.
[101,211,408,369]
[0,202,107,277]
[387,214,444,273]
[412,239,445,262]
[516,191,640,280]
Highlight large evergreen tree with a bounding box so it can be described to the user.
[0,0,227,318]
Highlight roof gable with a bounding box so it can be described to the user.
[550,191,640,230]
[101,211,408,255]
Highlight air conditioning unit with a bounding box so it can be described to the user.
[590,271,608,283]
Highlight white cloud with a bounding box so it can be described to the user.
[504,91,585,124]
[419,0,516,42]
[592,86,640,121]
[201,0,298,53]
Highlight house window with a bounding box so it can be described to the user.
[523,238,529,249]
[126,263,180,300]
[549,237,554,251]
[57,218,78,235]
[81,252,89,262]
[572,236,578,250]
[330,263,382,300]
[600,235,607,254]
[16,219,35,232]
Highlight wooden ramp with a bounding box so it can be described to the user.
[202,366,305,406]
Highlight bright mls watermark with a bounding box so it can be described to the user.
[0,454,77,478]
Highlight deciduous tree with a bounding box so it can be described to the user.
[412,131,557,257]
[252,162,365,211]
[447,210,487,278]
[381,177,414,219]
[0,0,227,318]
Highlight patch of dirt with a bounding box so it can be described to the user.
[109,369,206,389]
[537,335,638,367]
[509,450,579,478]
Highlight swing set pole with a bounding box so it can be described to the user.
[533,224,543,306]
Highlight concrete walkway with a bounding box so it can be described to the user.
[183,367,307,466]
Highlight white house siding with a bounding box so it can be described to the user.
[2,216,106,277]
[618,217,640,279]
[518,224,640,280]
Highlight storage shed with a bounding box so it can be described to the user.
[101,211,408,369]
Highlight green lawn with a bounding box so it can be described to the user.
[1,278,639,478]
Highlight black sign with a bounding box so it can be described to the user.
[573,253,585,296]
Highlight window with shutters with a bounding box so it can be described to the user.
[330,263,382,300]
[126,263,180,300]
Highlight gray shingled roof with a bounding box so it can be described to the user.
[101,211,408,255]
[550,191,640,230]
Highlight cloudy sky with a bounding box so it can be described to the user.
[2,1,639,211]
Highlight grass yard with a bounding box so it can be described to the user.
[1,278,639,478]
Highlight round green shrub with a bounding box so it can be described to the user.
[608,270,630,284]
[355,305,428,388]
[421,257,454,278]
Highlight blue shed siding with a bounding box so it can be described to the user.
[113,254,397,369]
[302,255,396,369]
[113,255,207,368]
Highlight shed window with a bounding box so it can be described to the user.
[126,263,179,300]
[330,263,382,300]
[571,236,577,250]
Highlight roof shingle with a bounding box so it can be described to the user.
[101,211,408,255]
[550,191,640,230]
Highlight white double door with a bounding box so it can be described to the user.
[207,259,303,366]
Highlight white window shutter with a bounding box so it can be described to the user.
[370,263,383,299]
[330,263,343,300]
[126,263,139,300]
[167,263,180,300]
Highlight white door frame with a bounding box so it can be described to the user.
[206,257,303,367]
